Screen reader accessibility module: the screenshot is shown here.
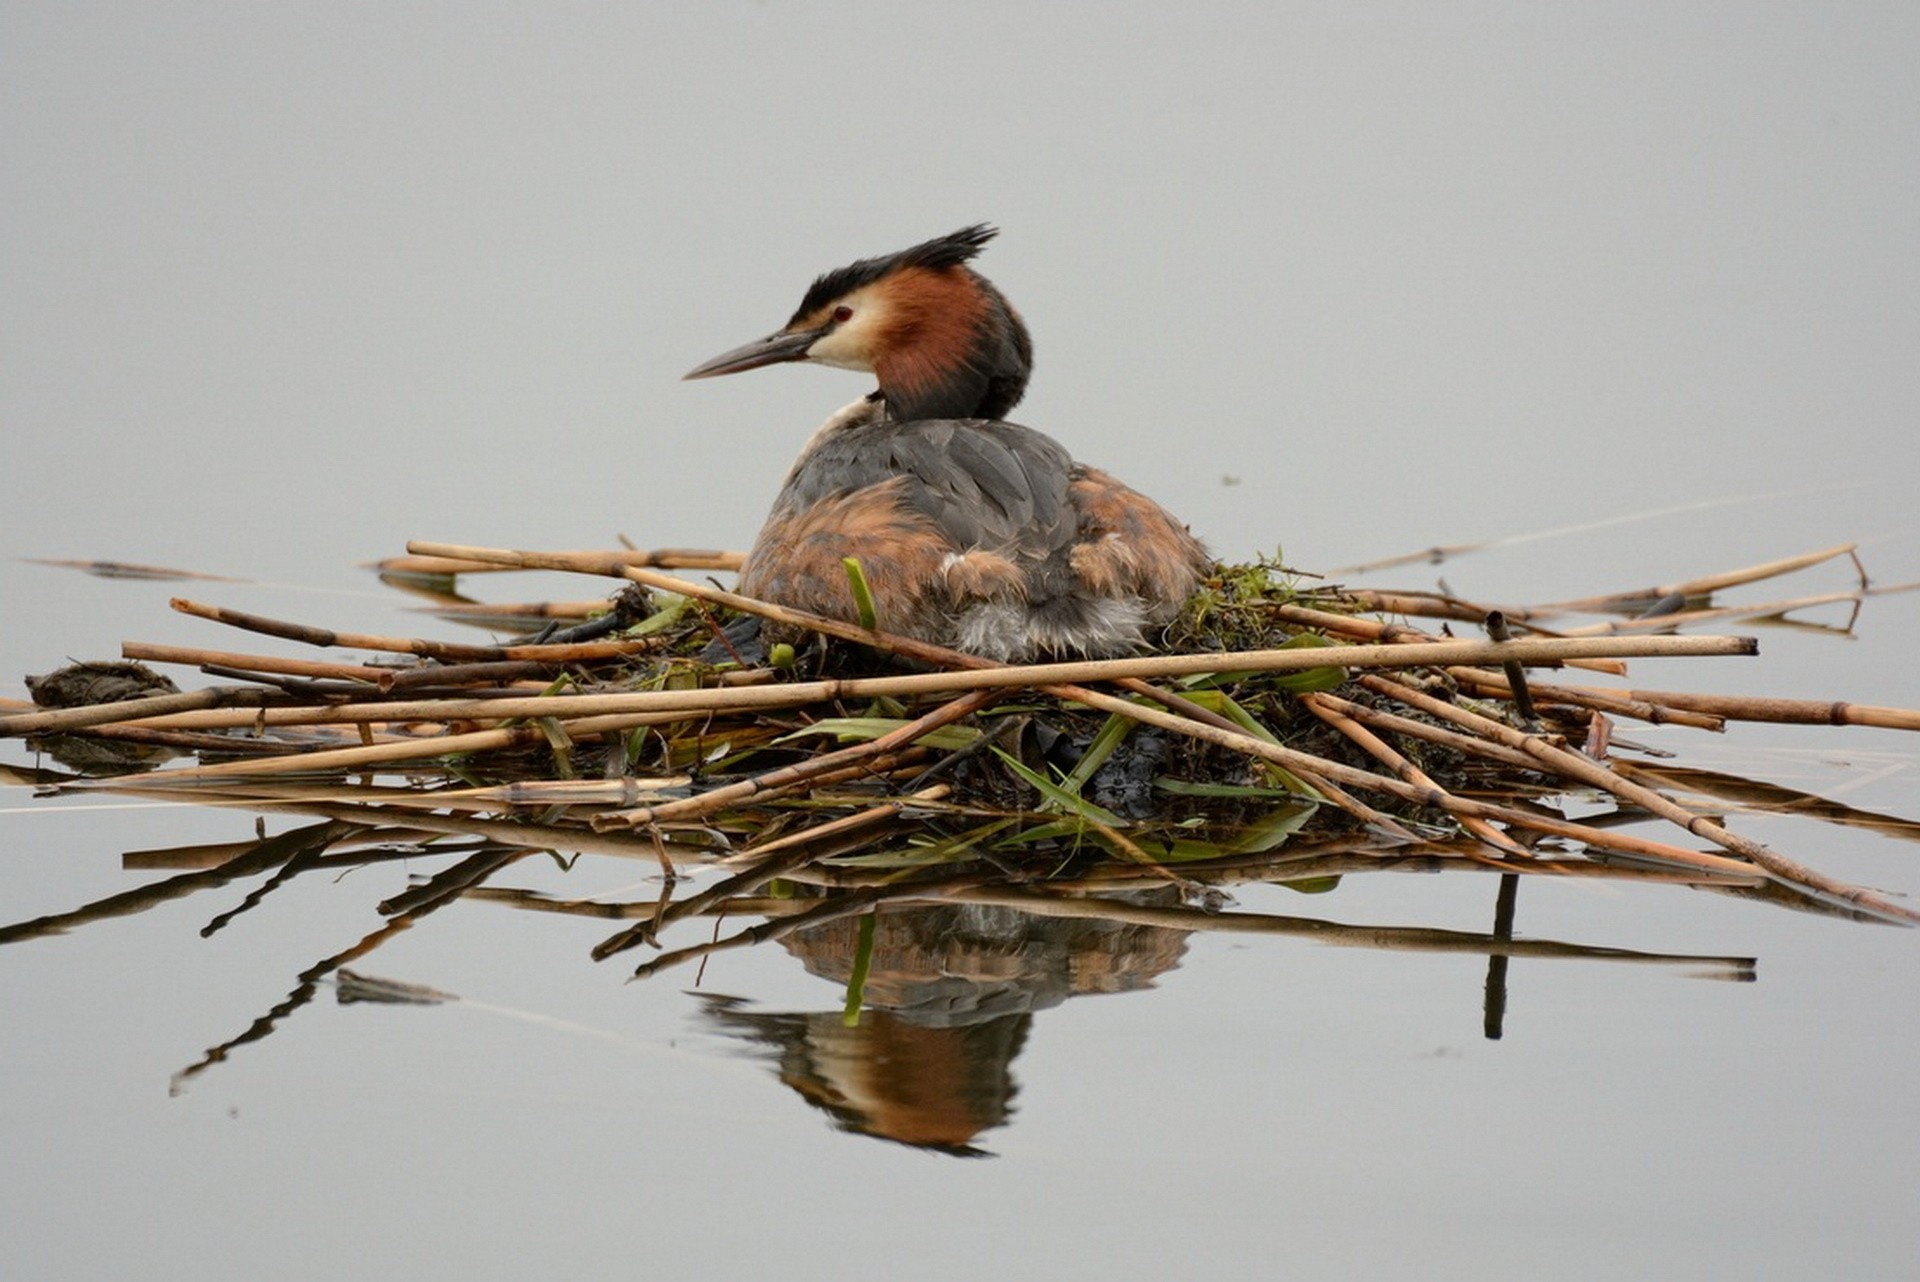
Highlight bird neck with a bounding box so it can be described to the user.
[872,269,1032,421]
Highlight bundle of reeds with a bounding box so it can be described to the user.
[5,536,1917,953]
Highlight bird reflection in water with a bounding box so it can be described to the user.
[696,897,1189,1155]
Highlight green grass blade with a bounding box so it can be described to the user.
[777,717,982,752]
[1061,712,1136,795]
[1176,632,1348,692]
[842,557,879,631]
[990,747,1127,825]
[628,593,691,637]
[841,911,876,1026]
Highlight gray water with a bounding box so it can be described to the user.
[5,6,1918,1279]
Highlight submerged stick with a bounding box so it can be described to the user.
[949,886,1757,973]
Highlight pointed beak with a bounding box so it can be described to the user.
[683,325,827,380]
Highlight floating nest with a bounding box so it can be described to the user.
[6,536,1918,968]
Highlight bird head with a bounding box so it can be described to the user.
[685,224,1032,421]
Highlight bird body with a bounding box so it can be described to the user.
[686,226,1208,661]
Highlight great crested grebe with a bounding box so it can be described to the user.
[686,225,1209,661]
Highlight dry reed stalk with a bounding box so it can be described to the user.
[402,542,1792,876]
[134,786,531,820]
[1288,694,1767,873]
[1538,543,1863,615]
[0,686,279,737]
[1300,692,1532,858]
[89,726,535,784]
[106,633,1735,738]
[371,548,745,578]
[402,541,1756,837]
[696,750,933,814]
[591,690,996,830]
[1044,681,1767,878]
[1359,673,1920,923]
[1270,602,1440,644]
[1559,588,1887,637]
[52,724,385,755]
[1273,765,1423,840]
[421,600,609,621]
[121,643,396,685]
[404,549,1740,811]
[592,785,950,958]
[1271,602,1629,675]
[167,598,660,663]
[770,832,1463,891]
[376,661,562,691]
[1338,588,1538,625]
[432,777,695,806]
[416,541,1760,672]
[401,537,1728,671]
[66,741,1756,883]
[94,782,717,866]
[1581,688,1920,732]
[1302,691,1540,771]
[1481,609,1539,725]
[727,784,951,863]
[1448,667,1727,731]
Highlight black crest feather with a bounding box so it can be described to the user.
[789,224,998,324]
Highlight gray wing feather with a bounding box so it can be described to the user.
[774,419,1076,562]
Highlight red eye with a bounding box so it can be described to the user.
[832,305,854,323]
